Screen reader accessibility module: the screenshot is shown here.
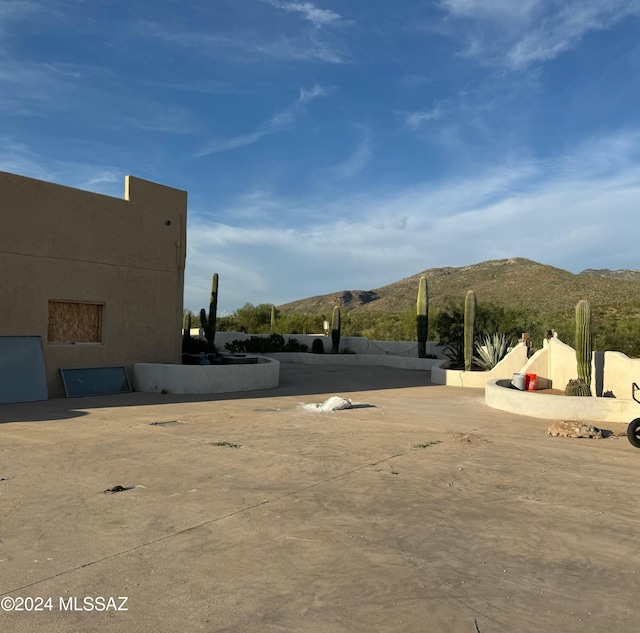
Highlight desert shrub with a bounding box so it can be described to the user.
[311,338,325,354]
[182,335,217,355]
[224,334,308,354]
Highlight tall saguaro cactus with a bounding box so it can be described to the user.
[270,304,276,332]
[199,273,218,348]
[183,311,192,341]
[331,306,341,354]
[575,299,592,387]
[416,276,429,358]
[464,290,477,372]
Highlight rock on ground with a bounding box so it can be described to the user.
[547,420,603,438]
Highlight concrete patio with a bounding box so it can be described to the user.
[0,363,638,632]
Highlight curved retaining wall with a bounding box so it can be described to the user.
[485,379,637,424]
[133,357,279,394]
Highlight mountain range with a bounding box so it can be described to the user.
[278,258,640,314]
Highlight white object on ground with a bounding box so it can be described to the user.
[303,396,353,411]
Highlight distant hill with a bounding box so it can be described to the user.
[580,268,640,281]
[279,258,640,314]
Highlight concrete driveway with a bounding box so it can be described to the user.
[0,363,638,632]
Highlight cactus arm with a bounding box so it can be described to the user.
[417,276,429,358]
[464,290,476,371]
[206,273,218,344]
[331,306,341,354]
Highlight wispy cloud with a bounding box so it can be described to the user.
[138,16,347,64]
[265,1,344,28]
[196,84,331,156]
[323,127,373,178]
[0,0,40,30]
[440,0,541,21]
[196,131,271,156]
[184,129,640,311]
[404,105,444,129]
[0,137,124,196]
[438,0,640,69]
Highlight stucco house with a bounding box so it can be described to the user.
[0,171,187,399]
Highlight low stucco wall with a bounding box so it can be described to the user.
[485,379,637,424]
[133,357,279,394]
[209,332,445,358]
[518,338,639,398]
[600,352,640,399]
[262,352,438,371]
[517,348,552,390]
[546,338,579,392]
[431,343,529,388]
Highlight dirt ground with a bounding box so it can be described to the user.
[0,363,638,633]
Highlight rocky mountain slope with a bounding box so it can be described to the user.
[278,258,640,314]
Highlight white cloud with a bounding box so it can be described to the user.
[0,0,40,29]
[195,131,271,156]
[298,83,330,103]
[0,138,125,197]
[266,1,344,28]
[184,129,640,312]
[323,128,373,178]
[438,0,640,69]
[405,106,444,129]
[196,84,331,157]
[138,17,347,64]
[440,0,541,20]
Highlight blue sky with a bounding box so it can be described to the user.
[2,0,640,313]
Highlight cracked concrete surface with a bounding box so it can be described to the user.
[0,363,637,632]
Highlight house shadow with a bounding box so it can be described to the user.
[0,362,435,424]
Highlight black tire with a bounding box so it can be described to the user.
[627,418,640,448]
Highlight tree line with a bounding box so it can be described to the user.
[184,300,640,358]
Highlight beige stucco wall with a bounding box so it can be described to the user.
[600,351,640,400]
[518,347,550,387]
[436,336,639,399]
[545,337,580,391]
[211,332,446,358]
[0,171,187,398]
[431,342,529,387]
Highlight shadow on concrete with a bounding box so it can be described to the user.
[0,363,435,424]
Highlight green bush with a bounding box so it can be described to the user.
[224,334,308,354]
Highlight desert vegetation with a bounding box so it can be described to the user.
[184,259,640,359]
[184,299,640,359]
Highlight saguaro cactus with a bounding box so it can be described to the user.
[416,276,429,358]
[199,273,218,348]
[270,305,276,332]
[331,306,341,354]
[183,312,192,339]
[464,290,476,371]
[575,299,592,388]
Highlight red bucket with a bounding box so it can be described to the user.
[526,373,537,391]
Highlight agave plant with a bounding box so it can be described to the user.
[474,333,516,370]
